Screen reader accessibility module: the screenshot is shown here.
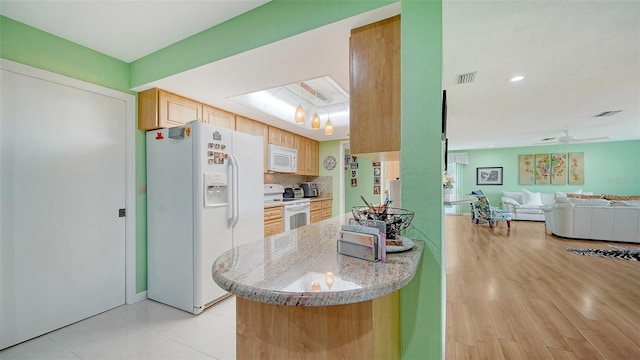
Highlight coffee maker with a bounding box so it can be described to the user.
[300,182,319,198]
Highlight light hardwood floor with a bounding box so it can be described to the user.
[445,215,640,360]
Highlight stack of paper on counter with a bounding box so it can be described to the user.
[338,223,386,262]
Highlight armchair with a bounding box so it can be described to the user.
[471,196,512,228]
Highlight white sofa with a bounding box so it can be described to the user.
[501,190,556,221]
[543,197,640,243]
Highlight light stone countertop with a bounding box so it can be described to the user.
[212,215,423,306]
[443,194,478,206]
[310,196,332,202]
[263,196,332,209]
[263,202,284,209]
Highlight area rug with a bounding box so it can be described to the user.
[566,245,640,261]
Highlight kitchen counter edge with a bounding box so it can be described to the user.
[212,216,423,307]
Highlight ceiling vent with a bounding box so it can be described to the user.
[593,110,622,117]
[456,71,477,84]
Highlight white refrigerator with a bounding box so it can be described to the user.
[146,121,264,314]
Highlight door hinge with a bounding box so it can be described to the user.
[119,208,126,217]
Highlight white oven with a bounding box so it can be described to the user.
[283,200,310,231]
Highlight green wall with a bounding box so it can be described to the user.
[453,140,640,206]
[0,16,130,92]
[400,1,444,358]
[135,131,147,291]
[319,140,342,216]
[1,1,444,357]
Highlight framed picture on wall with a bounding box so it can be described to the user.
[476,167,503,185]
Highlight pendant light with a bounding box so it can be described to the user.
[324,110,334,135]
[311,93,321,130]
[294,82,306,124]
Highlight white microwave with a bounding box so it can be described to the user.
[268,144,297,173]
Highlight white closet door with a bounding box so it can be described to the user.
[0,69,126,349]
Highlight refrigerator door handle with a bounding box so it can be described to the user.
[227,157,234,226]
[231,154,240,227]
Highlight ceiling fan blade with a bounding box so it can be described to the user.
[532,140,560,145]
[572,136,610,143]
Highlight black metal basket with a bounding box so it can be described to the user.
[351,206,414,239]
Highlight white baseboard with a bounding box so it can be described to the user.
[128,291,147,304]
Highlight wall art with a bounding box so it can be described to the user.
[519,154,534,185]
[568,152,585,184]
[372,162,381,195]
[476,167,503,185]
[534,153,550,184]
[550,153,567,185]
[520,152,585,185]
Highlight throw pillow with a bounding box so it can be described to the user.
[602,194,640,200]
[568,193,603,199]
[522,189,543,206]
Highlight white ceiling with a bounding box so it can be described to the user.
[1,0,638,150]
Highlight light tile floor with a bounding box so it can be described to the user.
[0,296,237,360]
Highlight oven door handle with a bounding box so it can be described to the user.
[285,204,310,211]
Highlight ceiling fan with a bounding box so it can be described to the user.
[535,130,609,145]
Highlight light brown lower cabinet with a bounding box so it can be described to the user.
[264,206,284,238]
[310,211,322,224]
[321,200,332,220]
[310,201,322,224]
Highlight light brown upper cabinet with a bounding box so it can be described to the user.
[236,115,269,172]
[268,127,296,149]
[308,139,319,175]
[138,88,202,130]
[202,104,235,130]
[349,15,400,161]
[294,135,319,176]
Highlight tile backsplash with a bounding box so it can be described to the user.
[263,174,333,197]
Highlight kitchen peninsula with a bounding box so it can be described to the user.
[212,215,423,359]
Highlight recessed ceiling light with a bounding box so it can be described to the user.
[510,75,524,82]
